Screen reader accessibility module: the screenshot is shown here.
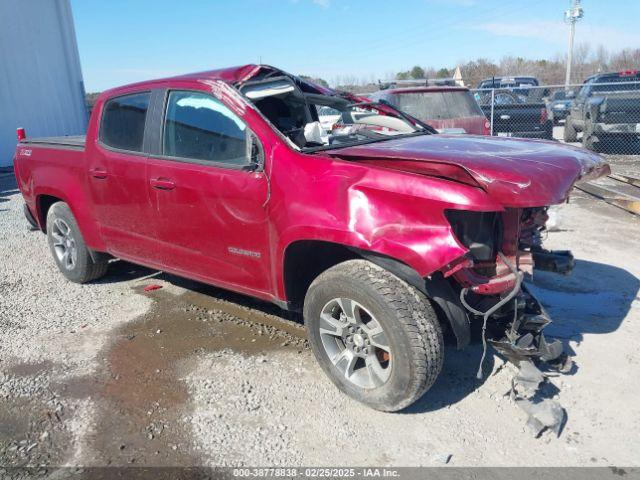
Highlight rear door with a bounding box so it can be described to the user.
[88,91,161,264]
[146,88,271,296]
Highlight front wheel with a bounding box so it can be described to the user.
[303,260,444,412]
[46,202,109,283]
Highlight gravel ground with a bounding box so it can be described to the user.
[1,171,640,470]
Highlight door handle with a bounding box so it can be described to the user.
[89,167,108,179]
[150,177,176,191]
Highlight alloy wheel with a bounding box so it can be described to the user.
[319,297,392,389]
[51,218,77,270]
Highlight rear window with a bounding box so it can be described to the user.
[100,92,150,152]
[389,91,483,120]
[591,74,640,93]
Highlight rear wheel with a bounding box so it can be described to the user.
[46,202,109,283]
[303,260,443,412]
[563,116,578,142]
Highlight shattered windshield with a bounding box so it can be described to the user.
[241,78,425,152]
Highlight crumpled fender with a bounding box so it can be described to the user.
[274,154,504,297]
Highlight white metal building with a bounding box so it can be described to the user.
[0,0,87,167]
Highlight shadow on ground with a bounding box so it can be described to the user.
[527,259,639,341]
[98,256,639,414]
[0,174,19,205]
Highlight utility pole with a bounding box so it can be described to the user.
[564,0,584,87]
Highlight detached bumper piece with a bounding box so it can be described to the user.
[488,287,569,368]
[531,248,575,276]
[488,287,572,437]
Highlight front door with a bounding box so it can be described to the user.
[147,89,271,296]
[88,91,161,264]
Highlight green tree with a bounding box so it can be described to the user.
[410,65,425,79]
[436,68,451,78]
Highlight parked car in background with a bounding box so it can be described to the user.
[547,90,575,124]
[478,76,540,89]
[477,76,540,92]
[564,70,640,150]
[476,76,550,104]
[368,87,490,135]
[13,65,609,413]
[477,90,553,139]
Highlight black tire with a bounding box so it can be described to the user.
[46,202,109,283]
[303,259,443,412]
[563,116,578,142]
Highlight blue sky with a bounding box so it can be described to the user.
[71,0,639,92]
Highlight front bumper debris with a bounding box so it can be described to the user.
[488,286,570,369]
[487,286,571,437]
[531,248,575,276]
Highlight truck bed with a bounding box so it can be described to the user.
[20,135,86,150]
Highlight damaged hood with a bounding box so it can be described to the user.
[326,134,610,207]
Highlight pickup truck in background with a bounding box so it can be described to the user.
[564,70,640,150]
[13,65,609,412]
[476,90,554,139]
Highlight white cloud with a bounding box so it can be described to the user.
[312,0,330,7]
[474,20,640,51]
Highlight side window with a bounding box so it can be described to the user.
[577,80,592,102]
[100,92,150,152]
[163,91,248,165]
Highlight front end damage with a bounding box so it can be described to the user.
[441,206,575,436]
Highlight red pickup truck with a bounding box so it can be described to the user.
[13,65,608,412]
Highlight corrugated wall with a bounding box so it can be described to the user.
[0,0,87,167]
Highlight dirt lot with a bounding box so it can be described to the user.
[1,162,640,469]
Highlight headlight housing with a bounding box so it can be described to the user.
[445,210,503,262]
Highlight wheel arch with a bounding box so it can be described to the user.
[282,239,470,349]
[34,186,106,253]
[36,194,64,231]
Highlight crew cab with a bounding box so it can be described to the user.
[564,70,640,150]
[13,65,609,412]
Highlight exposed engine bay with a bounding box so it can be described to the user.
[442,207,574,436]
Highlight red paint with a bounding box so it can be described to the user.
[13,65,610,304]
[143,284,163,292]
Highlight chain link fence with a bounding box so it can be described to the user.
[470,81,640,162]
